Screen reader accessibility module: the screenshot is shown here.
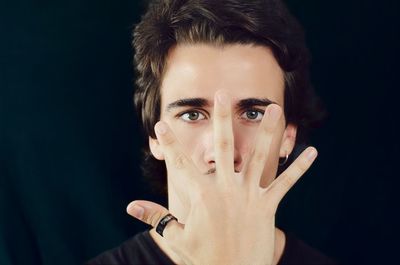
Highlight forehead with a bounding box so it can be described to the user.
[160,44,285,107]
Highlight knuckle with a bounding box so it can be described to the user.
[252,149,266,164]
[174,153,188,169]
[147,211,164,228]
[280,174,295,190]
[297,157,310,172]
[162,135,175,146]
[217,138,232,152]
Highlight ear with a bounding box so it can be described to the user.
[149,136,165,160]
[279,123,297,158]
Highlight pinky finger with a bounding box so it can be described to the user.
[264,147,318,206]
[127,200,184,243]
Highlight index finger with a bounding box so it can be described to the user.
[154,121,200,190]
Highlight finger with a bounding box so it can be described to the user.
[213,90,235,184]
[127,200,184,241]
[155,121,198,185]
[244,104,282,187]
[155,121,200,210]
[263,147,318,207]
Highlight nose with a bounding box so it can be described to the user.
[203,128,243,173]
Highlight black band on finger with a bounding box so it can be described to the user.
[156,213,178,237]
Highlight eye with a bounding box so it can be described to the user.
[241,109,264,122]
[179,111,206,122]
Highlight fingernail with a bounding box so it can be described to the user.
[217,93,228,105]
[155,122,167,135]
[306,148,318,161]
[128,204,144,219]
[268,104,281,121]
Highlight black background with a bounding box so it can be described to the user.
[1,0,399,264]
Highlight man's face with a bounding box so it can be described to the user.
[150,44,297,188]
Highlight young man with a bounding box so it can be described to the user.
[89,0,337,264]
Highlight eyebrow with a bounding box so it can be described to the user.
[166,98,209,111]
[237,98,276,109]
[166,97,277,111]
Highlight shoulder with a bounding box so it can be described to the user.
[86,230,174,265]
[279,231,339,265]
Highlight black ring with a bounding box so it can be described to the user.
[156,213,178,237]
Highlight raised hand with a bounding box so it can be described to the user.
[127,91,317,265]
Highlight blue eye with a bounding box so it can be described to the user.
[180,111,206,122]
[241,110,264,122]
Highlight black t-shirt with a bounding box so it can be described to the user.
[87,230,338,265]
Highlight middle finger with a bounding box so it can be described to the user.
[213,90,235,185]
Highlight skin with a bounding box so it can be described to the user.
[127,44,317,265]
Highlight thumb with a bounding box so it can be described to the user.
[126,200,183,239]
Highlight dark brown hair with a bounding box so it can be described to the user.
[132,0,324,193]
